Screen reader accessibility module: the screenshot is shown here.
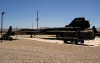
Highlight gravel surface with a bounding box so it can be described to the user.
[0,39,100,63]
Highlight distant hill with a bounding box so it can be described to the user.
[0,27,100,33]
[96,27,100,31]
[0,28,22,33]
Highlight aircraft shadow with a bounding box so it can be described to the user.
[75,43,94,46]
[41,38,62,40]
[41,38,94,46]
[0,38,18,41]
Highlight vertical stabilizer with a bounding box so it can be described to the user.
[93,26,98,33]
[65,17,90,29]
[7,26,12,34]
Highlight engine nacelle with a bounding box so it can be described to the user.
[62,30,95,40]
[78,30,95,40]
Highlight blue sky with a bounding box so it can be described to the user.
[0,0,100,29]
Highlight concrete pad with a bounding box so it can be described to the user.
[12,35,100,47]
[22,38,100,47]
[23,38,64,44]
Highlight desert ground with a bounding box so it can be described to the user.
[0,35,100,63]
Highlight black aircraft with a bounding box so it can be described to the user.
[2,26,15,40]
[18,17,95,44]
[39,17,95,44]
[18,29,40,37]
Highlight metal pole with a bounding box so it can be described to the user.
[37,10,39,29]
[1,12,4,42]
[16,26,18,38]
[32,23,33,29]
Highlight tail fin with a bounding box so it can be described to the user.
[65,17,90,29]
[93,26,98,33]
[7,26,12,34]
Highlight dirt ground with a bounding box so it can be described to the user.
[0,35,100,63]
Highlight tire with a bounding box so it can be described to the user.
[9,37,12,41]
[64,40,67,43]
[70,39,74,44]
[81,40,84,44]
[74,40,78,45]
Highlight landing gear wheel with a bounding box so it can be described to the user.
[70,40,74,44]
[81,40,84,44]
[9,37,12,41]
[64,40,67,43]
[74,40,78,45]
[30,35,33,38]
